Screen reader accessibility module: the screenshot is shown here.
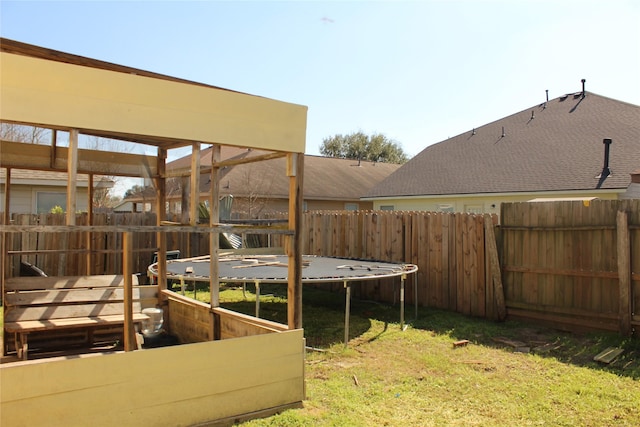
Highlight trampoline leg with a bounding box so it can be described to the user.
[255,280,261,318]
[344,281,351,347]
[400,275,405,331]
[414,271,418,320]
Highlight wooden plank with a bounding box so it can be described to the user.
[431,213,443,307]
[501,266,619,279]
[474,214,486,317]
[617,210,632,336]
[4,302,143,323]
[5,275,137,291]
[484,215,506,321]
[4,313,149,333]
[5,287,142,306]
[593,347,624,364]
[444,213,455,311]
[460,214,476,315]
[0,139,159,177]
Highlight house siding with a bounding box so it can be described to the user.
[371,190,622,218]
[1,184,90,214]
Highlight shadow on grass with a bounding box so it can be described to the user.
[408,308,640,380]
[218,282,640,379]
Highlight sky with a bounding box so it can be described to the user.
[1,0,639,164]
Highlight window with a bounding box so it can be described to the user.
[380,205,394,211]
[345,203,359,211]
[36,192,66,213]
[437,204,454,213]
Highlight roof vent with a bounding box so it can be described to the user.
[581,78,586,99]
[600,138,612,178]
[501,126,506,138]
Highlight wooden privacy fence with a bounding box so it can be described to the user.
[3,200,638,336]
[500,200,639,335]
[283,211,504,320]
[277,202,639,335]
[2,212,200,278]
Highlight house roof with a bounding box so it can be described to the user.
[166,146,401,201]
[365,91,640,198]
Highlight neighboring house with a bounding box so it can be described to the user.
[0,169,113,215]
[363,89,640,215]
[127,145,401,218]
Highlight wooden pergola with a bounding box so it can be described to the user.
[1,38,307,426]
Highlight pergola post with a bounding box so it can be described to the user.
[66,129,78,225]
[209,145,221,309]
[86,174,94,275]
[155,148,167,300]
[123,231,135,351]
[190,143,201,226]
[209,145,221,341]
[286,152,304,329]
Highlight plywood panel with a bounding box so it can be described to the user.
[1,330,305,427]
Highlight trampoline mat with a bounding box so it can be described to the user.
[150,254,417,284]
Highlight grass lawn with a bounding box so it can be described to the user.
[191,282,639,427]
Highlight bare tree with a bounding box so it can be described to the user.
[84,135,133,209]
[233,163,279,219]
[0,123,49,143]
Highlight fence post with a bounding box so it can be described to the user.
[616,210,632,336]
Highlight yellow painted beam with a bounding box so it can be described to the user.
[1,52,307,153]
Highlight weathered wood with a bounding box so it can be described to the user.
[484,214,506,321]
[5,274,139,290]
[123,232,135,351]
[617,210,632,336]
[0,139,159,177]
[287,152,304,330]
[0,224,294,235]
[5,287,141,306]
[4,312,149,332]
[66,129,78,225]
[3,274,147,359]
[210,144,221,310]
[593,347,624,364]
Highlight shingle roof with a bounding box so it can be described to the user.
[167,146,400,201]
[0,169,93,184]
[365,92,640,198]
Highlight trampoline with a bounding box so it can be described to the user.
[148,254,418,345]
